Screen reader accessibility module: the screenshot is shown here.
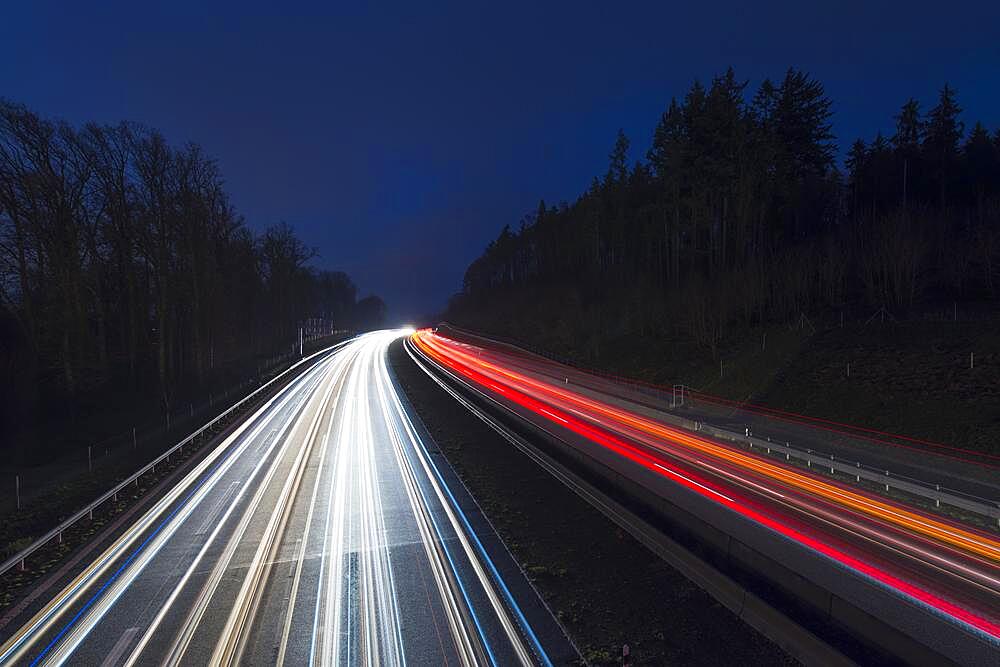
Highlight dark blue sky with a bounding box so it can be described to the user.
[3,2,999,322]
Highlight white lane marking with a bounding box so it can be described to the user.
[653,463,735,503]
[695,460,786,499]
[538,408,568,424]
[99,626,140,667]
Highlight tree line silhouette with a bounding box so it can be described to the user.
[0,100,384,432]
[451,68,1000,357]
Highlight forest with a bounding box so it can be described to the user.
[450,68,1000,359]
[0,100,384,441]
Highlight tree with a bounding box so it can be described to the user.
[606,129,630,185]
[774,68,835,179]
[0,99,382,462]
[924,84,964,209]
[893,98,923,209]
[772,69,836,238]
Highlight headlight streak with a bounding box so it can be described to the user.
[2,352,337,667]
[5,331,556,666]
[414,331,1000,642]
[275,349,350,665]
[377,345,552,667]
[208,351,349,666]
[125,349,353,667]
[374,351,489,666]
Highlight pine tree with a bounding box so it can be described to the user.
[893,98,923,208]
[924,84,964,209]
[606,129,630,185]
[892,99,923,152]
[964,121,999,212]
[845,138,867,215]
[774,68,835,179]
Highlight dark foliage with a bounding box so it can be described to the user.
[0,100,384,437]
[450,69,1000,358]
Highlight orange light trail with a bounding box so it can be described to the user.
[412,329,1000,640]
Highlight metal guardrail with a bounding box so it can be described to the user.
[693,423,1000,526]
[0,338,353,578]
[440,326,1000,528]
[551,371,1000,527]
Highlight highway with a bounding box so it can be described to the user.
[0,331,560,666]
[411,329,1000,658]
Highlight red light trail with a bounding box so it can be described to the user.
[412,330,1000,641]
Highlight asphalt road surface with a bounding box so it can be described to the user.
[1,331,567,666]
[411,329,1000,650]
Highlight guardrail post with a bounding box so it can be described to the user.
[57,532,62,544]
[19,558,25,572]
[88,509,93,520]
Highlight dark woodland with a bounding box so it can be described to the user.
[0,101,384,449]
[451,68,1000,358]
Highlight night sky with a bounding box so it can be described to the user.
[3,2,998,322]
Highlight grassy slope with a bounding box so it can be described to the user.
[452,297,1000,456]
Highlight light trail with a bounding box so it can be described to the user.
[418,332,999,562]
[1,332,553,666]
[413,330,1000,642]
